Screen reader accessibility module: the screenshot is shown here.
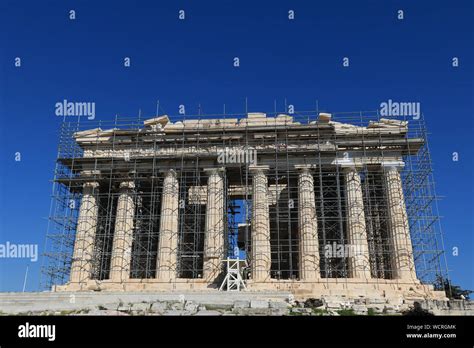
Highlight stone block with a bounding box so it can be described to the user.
[117,305,131,312]
[367,305,384,314]
[132,302,151,312]
[106,311,130,316]
[170,302,185,310]
[318,113,332,123]
[98,303,118,311]
[144,115,170,128]
[449,300,465,310]
[202,303,234,311]
[234,300,250,309]
[291,308,312,315]
[325,302,342,309]
[250,300,269,309]
[276,114,293,122]
[150,302,168,313]
[435,300,449,310]
[270,308,289,316]
[352,304,368,315]
[367,298,387,305]
[269,301,289,309]
[247,112,267,119]
[184,301,199,312]
[85,309,105,316]
[195,310,222,316]
[383,305,401,315]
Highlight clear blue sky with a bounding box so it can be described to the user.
[0,0,472,292]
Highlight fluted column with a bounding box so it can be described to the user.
[250,165,271,282]
[297,167,320,280]
[203,168,226,281]
[343,166,371,279]
[110,181,136,282]
[383,164,417,281]
[70,181,100,283]
[156,169,180,280]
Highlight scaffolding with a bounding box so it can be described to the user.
[40,108,448,290]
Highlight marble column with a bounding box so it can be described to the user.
[110,181,136,282]
[383,164,417,281]
[203,168,226,281]
[70,181,100,283]
[297,167,320,280]
[250,165,271,281]
[156,169,180,280]
[343,166,371,279]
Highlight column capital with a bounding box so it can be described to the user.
[381,161,405,172]
[249,165,269,174]
[203,167,226,175]
[341,165,362,173]
[332,157,362,170]
[80,170,100,178]
[83,181,99,190]
[294,164,315,173]
[160,168,178,178]
[333,158,364,172]
[119,180,135,190]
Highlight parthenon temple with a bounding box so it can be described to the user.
[49,111,446,299]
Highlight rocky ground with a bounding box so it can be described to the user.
[3,295,472,316]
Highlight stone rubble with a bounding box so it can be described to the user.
[3,296,471,316]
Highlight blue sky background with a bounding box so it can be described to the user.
[0,0,472,292]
